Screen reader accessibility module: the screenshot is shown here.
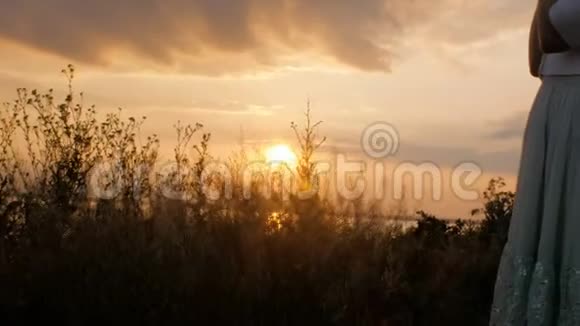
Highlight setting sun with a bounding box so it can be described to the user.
[265,144,297,166]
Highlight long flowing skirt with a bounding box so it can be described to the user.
[490,75,580,325]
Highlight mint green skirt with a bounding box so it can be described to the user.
[491,76,580,325]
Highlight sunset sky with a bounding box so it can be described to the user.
[0,0,540,216]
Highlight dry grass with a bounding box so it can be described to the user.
[0,66,513,325]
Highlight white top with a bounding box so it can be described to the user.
[540,0,580,76]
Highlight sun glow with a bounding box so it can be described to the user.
[265,144,297,166]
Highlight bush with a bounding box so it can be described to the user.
[0,67,513,325]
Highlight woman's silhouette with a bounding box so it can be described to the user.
[491,0,580,324]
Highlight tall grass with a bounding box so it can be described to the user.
[0,66,512,325]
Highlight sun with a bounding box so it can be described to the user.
[265,144,297,166]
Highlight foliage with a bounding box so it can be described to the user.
[0,67,513,325]
[290,100,326,193]
[472,177,515,246]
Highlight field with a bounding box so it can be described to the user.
[0,67,514,325]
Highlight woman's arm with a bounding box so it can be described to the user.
[536,0,571,53]
[529,16,543,77]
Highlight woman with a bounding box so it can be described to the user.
[490,0,580,325]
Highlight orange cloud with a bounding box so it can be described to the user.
[0,0,531,75]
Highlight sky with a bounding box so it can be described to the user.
[0,0,541,217]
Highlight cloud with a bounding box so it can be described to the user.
[419,0,532,45]
[488,111,527,140]
[324,138,520,174]
[0,0,532,75]
[190,99,281,116]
